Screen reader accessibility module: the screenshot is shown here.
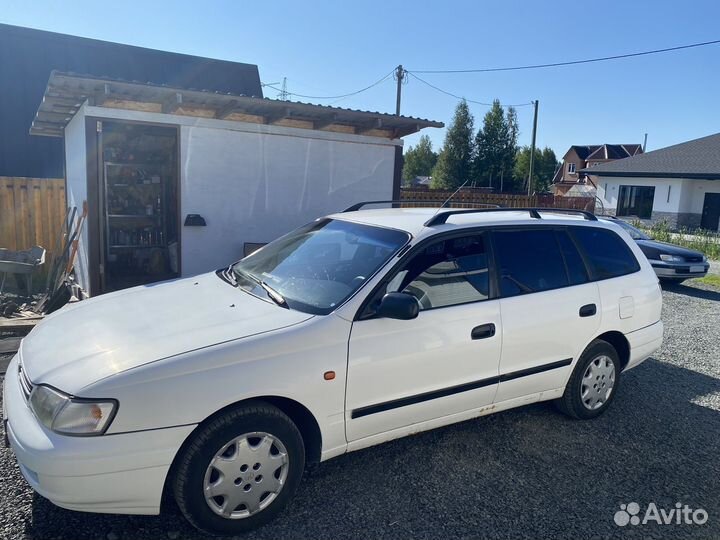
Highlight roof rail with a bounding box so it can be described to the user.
[343,200,500,212]
[424,207,598,227]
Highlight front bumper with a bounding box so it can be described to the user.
[3,356,195,515]
[651,260,709,279]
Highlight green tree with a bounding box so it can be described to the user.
[473,100,519,191]
[431,100,475,189]
[402,135,438,185]
[513,146,560,193]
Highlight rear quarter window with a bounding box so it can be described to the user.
[570,227,640,280]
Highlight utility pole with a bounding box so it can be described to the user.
[527,99,539,196]
[394,65,406,115]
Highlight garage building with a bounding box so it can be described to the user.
[31,72,442,296]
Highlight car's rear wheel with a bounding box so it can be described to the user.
[556,339,621,419]
[173,401,305,535]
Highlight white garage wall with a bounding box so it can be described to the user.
[180,125,397,276]
[63,109,89,292]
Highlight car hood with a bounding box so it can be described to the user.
[21,272,313,393]
[636,239,705,259]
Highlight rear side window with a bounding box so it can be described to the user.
[493,229,568,297]
[556,230,588,285]
[570,227,640,279]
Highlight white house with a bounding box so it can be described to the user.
[588,133,720,231]
[31,72,442,296]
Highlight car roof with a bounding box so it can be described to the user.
[328,207,610,238]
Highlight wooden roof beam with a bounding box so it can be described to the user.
[264,106,292,124]
[162,92,184,114]
[356,118,383,135]
[313,114,338,129]
[392,124,422,139]
[214,99,239,120]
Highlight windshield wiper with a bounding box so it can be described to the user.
[219,265,238,286]
[233,266,288,308]
[260,281,288,308]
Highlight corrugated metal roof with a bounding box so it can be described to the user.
[32,72,443,140]
[583,133,720,179]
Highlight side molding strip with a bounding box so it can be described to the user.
[351,358,572,419]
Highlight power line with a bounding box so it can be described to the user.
[409,38,720,74]
[261,69,396,100]
[408,72,533,107]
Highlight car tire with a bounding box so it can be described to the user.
[556,339,621,420]
[173,401,305,535]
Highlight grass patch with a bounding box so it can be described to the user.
[695,274,720,288]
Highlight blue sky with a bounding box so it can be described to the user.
[2,0,720,157]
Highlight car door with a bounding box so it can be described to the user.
[345,232,502,443]
[492,227,602,403]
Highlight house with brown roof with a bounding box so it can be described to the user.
[552,144,644,195]
[586,132,720,231]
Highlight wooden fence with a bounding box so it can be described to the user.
[400,189,595,211]
[1,177,67,262]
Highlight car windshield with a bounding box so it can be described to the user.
[230,219,409,314]
[607,218,650,240]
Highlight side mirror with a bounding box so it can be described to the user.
[377,292,419,320]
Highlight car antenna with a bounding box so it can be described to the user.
[430,179,470,220]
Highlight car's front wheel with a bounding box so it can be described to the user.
[173,401,305,535]
[556,339,621,419]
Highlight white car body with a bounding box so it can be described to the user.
[3,208,663,516]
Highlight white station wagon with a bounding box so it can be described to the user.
[3,205,663,535]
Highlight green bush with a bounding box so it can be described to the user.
[636,221,720,261]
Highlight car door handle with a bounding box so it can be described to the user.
[579,304,597,317]
[471,323,496,340]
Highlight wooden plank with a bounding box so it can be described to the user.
[0,355,12,374]
[0,337,22,354]
[0,317,42,333]
[15,179,29,250]
[0,177,65,258]
[0,182,18,250]
[32,180,45,250]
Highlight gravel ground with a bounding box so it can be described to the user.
[1,281,719,540]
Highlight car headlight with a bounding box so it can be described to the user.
[29,385,117,436]
[659,254,684,262]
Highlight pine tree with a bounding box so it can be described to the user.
[431,100,475,189]
[402,135,438,185]
[473,100,519,191]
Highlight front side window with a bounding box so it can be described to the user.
[617,185,655,219]
[493,229,568,297]
[384,234,489,311]
[571,227,640,280]
[567,163,576,174]
[231,219,409,314]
